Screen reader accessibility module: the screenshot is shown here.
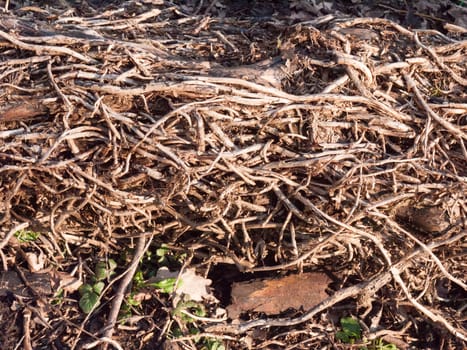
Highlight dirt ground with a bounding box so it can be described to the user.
[0,0,466,349]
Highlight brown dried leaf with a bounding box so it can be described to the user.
[227,272,331,319]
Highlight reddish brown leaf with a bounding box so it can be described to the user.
[227,272,331,318]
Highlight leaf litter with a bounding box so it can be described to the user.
[0,0,466,349]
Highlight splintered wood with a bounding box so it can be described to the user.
[227,273,331,318]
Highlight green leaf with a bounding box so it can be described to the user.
[384,344,399,350]
[93,281,105,295]
[78,284,93,296]
[14,230,40,242]
[149,278,178,293]
[108,259,117,271]
[202,339,225,350]
[156,245,171,264]
[126,294,141,307]
[95,261,108,281]
[335,330,351,343]
[133,270,145,288]
[156,245,170,257]
[340,317,361,339]
[79,292,99,313]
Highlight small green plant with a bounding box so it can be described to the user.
[336,317,362,344]
[134,270,145,287]
[367,338,399,350]
[14,229,40,242]
[154,244,187,266]
[79,259,117,313]
[172,299,206,323]
[336,317,398,350]
[201,338,225,350]
[148,277,179,294]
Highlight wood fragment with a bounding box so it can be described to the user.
[227,273,331,318]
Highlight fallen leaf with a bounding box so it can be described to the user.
[227,272,331,319]
[152,267,215,304]
[24,251,45,272]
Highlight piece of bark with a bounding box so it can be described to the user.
[0,101,48,122]
[208,57,286,89]
[0,270,80,297]
[227,272,331,319]
[397,206,450,233]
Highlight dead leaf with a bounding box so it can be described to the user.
[152,267,216,304]
[227,272,331,319]
[24,252,45,272]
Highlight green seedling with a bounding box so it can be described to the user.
[133,270,145,289]
[336,317,362,344]
[79,259,117,313]
[148,277,179,294]
[367,338,399,350]
[336,317,398,350]
[155,244,187,266]
[155,245,171,265]
[201,338,225,350]
[173,300,206,323]
[14,229,40,242]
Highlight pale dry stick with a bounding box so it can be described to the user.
[214,30,239,52]
[294,192,393,266]
[434,40,467,54]
[61,8,161,29]
[69,165,154,205]
[391,267,467,341]
[414,29,460,44]
[0,222,29,250]
[100,235,147,350]
[260,152,359,170]
[223,160,256,186]
[277,211,293,258]
[22,308,32,350]
[0,29,97,64]
[376,213,467,291]
[39,126,107,163]
[82,337,123,350]
[169,332,238,344]
[88,81,221,98]
[413,33,467,86]
[251,232,336,273]
[334,17,415,37]
[193,110,206,153]
[374,61,410,75]
[343,66,372,98]
[272,185,314,224]
[0,55,51,67]
[344,165,363,224]
[443,22,467,34]
[47,62,81,155]
[156,143,190,171]
[207,119,237,150]
[404,74,467,141]
[128,98,225,157]
[99,100,122,141]
[334,52,373,86]
[321,74,349,93]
